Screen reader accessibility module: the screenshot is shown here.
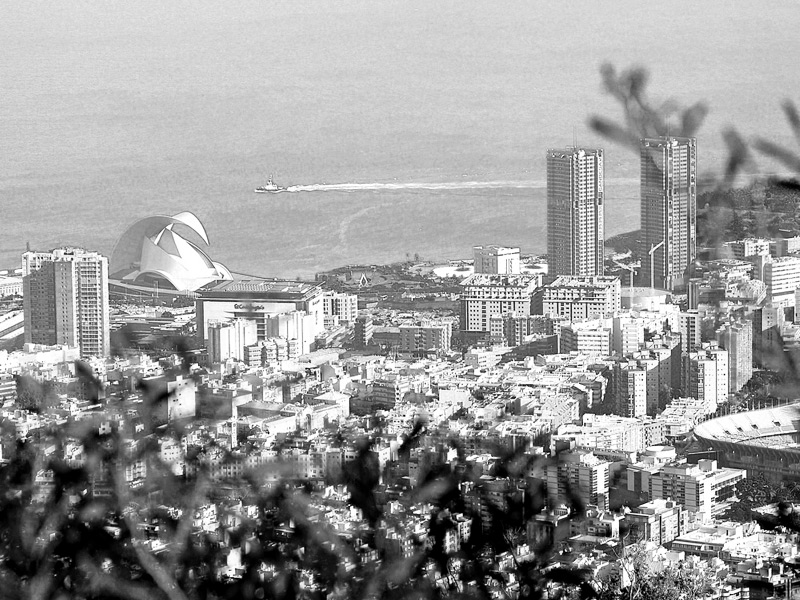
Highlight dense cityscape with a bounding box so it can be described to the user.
[6,134,800,599]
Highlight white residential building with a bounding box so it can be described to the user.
[545,449,610,511]
[0,276,22,297]
[321,291,359,324]
[399,320,452,355]
[614,359,648,418]
[678,309,702,353]
[720,238,771,260]
[628,459,745,522]
[473,245,521,275]
[546,147,605,278]
[761,255,800,307]
[22,247,110,358]
[682,342,729,413]
[460,274,541,333]
[207,319,258,364]
[542,276,621,321]
[612,314,646,356]
[716,319,753,394]
[559,320,611,356]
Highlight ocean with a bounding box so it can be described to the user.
[3,1,800,278]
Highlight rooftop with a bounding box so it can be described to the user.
[546,147,602,158]
[461,273,540,288]
[199,277,322,298]
[548,276,621,289]
[767,255,800,264]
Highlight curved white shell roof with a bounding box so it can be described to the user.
[111,212,232,292]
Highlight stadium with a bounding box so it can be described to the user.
[693,403,800,483]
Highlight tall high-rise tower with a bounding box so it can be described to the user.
[640,137,697,291]
[546,147,605,278]
[22,248,110,357]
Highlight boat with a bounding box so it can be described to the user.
[254,176,287,193]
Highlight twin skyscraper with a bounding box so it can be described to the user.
[546,136,697,292]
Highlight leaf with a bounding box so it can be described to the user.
[587,117,640,152]
[774,178,800,191]
[680,101,709,137]
[599,63,619,98]
[782,99,800,145]
[343,439,381,526]
[754,138,800,173]
[413,477,455,506]
[721,128,751,187]
[397,417,427,459]
[622,66,650,103]
[75,360,103,403]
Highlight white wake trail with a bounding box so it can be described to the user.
[283,180,547,193]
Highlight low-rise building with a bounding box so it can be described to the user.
[399,320,452,355]
[553,414,664,453]
[207,319,258,364]
[560,320,611,355]
[460,274,541,333]
[321,291,359,324]
[473,245,521,275]
[0,275,22,297]
[625,498,685,546]
[682,342,729,413]
[720,238,771,260]
[541,276,621,321]
[354,314,374,349]
[761,255,800,307]
[545,449,611,511]
[627,458,746,522]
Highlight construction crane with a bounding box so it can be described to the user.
[612,259,637,296]
[648,239,665,291]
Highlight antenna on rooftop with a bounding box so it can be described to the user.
[573,125,578,150]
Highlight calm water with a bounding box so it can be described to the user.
[3,1,800,277]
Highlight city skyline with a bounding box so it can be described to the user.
[4,4,800,598]
[4,2,800,278]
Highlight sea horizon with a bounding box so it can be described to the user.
[4,1,800,278]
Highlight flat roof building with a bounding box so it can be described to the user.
[762,255,800,308]
[640,137,697,291]
[0,276,22,298]
[22,247,110,358]
[399,320,452,356]
[546,147,605,278]
[196,278,324,347]
[559,320,612,356]
[545,449,611,511]
[459,274,541,333]
[541,275,621,321]
[473,245,521,275]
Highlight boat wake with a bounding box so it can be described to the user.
[282,180,547,192]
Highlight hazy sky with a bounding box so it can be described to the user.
[3,1,800,273]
